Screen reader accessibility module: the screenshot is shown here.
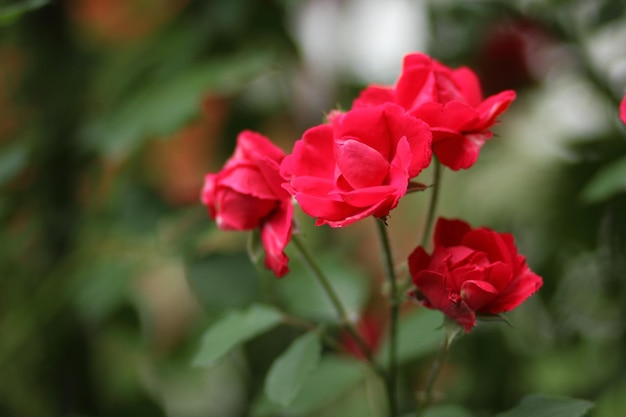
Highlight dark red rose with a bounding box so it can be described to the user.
[201,130,292,277]
[280,103,432,227]
[408,218,542,332]
[353,53,515,171]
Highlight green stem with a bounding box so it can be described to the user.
[420,158,443,249]
[291,234,385,377]
[398,159,443,297]
[416,336,449,416]
[282,314,344,352]
[415,323,460,417]
[375,219,400,417]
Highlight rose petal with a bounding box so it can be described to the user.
[261,200,293,277]
[461,280,498,311]
[452,67,483,107]
[334,185,399,208]
[256,155,289,199]
[414,101,480,132]
[335,139,390,189]
[333,106,392,159]
[387,135,412,190]
[232,130,285,165]
[353,86,395,109]
[432,129,487,171]
[483,261,513,292]
[463,228,514,265]
[201,173,218,215]
[385,107,432,178]
[414,270,476,332]
[395,65,437,110]
[214,189,277,231]
[434,218,472,247]
[433,66,465,104]
[413,270,449,311]
[293,191,357,223]
[323,199,391,227]
[281,124,335,179]
[219,164,277,199]
[484,266,543,313]
[408,246,432,279]
[446,246,478,267]
[476,90,516,128]
[449,264,483,293]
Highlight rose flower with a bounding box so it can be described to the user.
[408,218,542,332]
[201,130,292,277]
[353,52,516,170]
[620,94,626,125]
[280,103,432,227]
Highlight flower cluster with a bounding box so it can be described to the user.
[201,52,541,331]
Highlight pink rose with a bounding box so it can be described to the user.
[620,94,626,125]
[354,53,516,170]
[408,218,542,332]
[201,130,292,277]
[281,103,432,227]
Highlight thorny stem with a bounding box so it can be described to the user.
[291,234,386,378]
[375,219,400,417]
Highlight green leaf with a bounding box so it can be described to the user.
[0,0,49,26]
[185,253,261,312]
[193,304,284,367]
[581,155,626,203]
[495,394,595,417]
[82,50,275,159]
[377,309,444,364]
[265,331,322,406]
[252,356,366,416]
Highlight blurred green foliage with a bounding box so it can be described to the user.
[0,0,625,416]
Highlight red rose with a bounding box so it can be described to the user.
[620,94,626,125]
[408,218,542,332]
[201,130,293,277]
[353,53,516,170]
[280,103,432,227]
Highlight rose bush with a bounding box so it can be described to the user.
[201,130,292,277]
[280,103,432,227]
[408,217,543,332]
[353,53,516,170]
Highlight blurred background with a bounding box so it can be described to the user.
[1,0,626,416]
